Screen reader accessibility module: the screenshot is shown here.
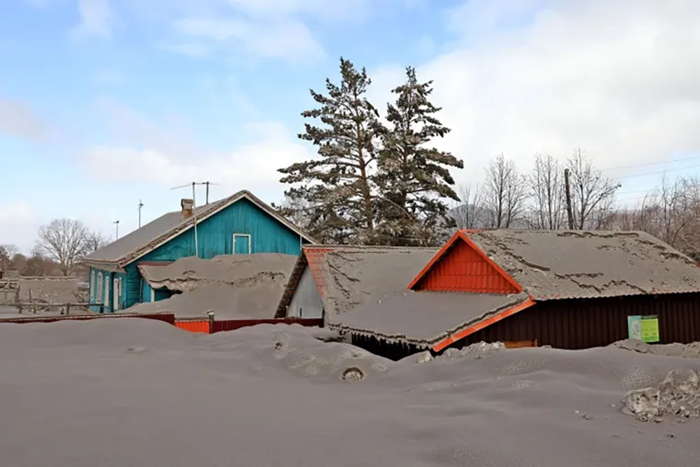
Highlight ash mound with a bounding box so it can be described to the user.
[2,319,700,467]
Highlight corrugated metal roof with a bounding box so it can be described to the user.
[329,290,529,348]
[275,245,439,317]
[466,230,700,300]
[84,190,315,266]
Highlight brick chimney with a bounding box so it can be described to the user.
[181,198,194,219]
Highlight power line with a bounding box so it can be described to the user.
[611,164,700,181]
[601,154,700,173]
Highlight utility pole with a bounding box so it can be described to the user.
[114,220,120,240]
[138,200,144,228]
[564,168,574,230]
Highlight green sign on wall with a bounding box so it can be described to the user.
[627,315,660,343]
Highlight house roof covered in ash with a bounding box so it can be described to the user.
[138,253,297,292]
[84,190,315,267]
[275,245,439,318]
[131,254,297,319]
[328,290,531,349]
[412,229,700,300]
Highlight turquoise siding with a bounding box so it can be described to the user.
[122,199,307,307]
[87,268,127,312]
[144,198,303,260]
[141,279,152,303]
[88,267,112,313]
[121,198,306,309]
[140,278,173,304]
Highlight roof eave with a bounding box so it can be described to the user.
[117,190,317,268]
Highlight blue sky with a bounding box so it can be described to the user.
[1,0,699,252]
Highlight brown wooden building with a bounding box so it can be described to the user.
[330,230,700,359]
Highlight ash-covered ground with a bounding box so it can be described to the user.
[1,319,699,467]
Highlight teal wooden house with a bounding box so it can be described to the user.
[83,190,315,313]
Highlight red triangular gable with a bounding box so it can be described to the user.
[408,230,522,294]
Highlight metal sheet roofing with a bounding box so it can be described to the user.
[465,230,700,300]
[328,290,530,348]
[276,245,439,317]
[84,190,315,266]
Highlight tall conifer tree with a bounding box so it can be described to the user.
[278,58,381,244]
[375,67,464,246]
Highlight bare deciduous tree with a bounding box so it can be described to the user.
[83,231,110,255]
[452,184,486,230]
[0,244,18,272]
[35,218,89,276]
[482,154,527,228]
[528,154,565,230]
[568,149,620,229]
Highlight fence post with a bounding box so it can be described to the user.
[207,311,215,334]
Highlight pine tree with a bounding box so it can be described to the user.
[278,58,381,244]
[375,67,464,246]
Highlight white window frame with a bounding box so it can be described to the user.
[97,272,103,304]
[233,233,252,254]
[104,279,110,312]
[150,287,155,302]
[90,270,95,300]
[113,277,122,311]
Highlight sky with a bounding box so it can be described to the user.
[1,0,699,253]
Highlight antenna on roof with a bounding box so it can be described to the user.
[170,182,216,258]
[202,181,219,204]
[113,220,120,240]
[138,200,144,228]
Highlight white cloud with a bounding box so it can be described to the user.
[71,0,114,39]
[166,0,422,62]
[84,133,309,190]
[0,97,51,142]
[173,16,324,61]
[372,0,700,188]
[83,100,312,193]
[0,202,41,254]
[95,97,202,162]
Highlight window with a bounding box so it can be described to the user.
[114,278,123,310]
[90,270,95,300]
[233,233,252,254]
[97,272,103,303]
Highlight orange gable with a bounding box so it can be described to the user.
[409,231,521,294]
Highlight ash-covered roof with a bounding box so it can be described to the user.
[139,253,297,292]
[130,254,297,319]
[276,245,439,317]
[84,190,315,266]
[466,230,700,300]
[128,282,288,320]
[329,290,530,348]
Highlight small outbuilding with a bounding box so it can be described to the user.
[330,230,700,359]
[275,245,439,320]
